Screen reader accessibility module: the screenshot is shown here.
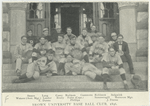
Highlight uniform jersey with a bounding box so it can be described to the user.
[76,34,93,49]
[52,42,66,55]
[90,41,108,55]
[14,43,33,57]
[34,42,52,51]
[36,56,57,73]
[27,35,38,47]
[64,43,81,55]
[63,34,76,44]
[101,53,123,66]
[108,40,116,47]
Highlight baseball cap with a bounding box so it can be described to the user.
[43,28,48,32]
[111,32,117,37]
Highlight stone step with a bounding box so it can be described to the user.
[2,73,147,83]
[2,81,135,92]
[2,62,148,70]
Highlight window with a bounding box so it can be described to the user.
[100,3,114,18]
[27,3,45,19]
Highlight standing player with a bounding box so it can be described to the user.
[14,36,33,76]
[12,49,57,83]
[101,47,129,90]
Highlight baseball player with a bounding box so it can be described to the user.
[14,36,33,76]
[108,32,118,47]
[12,49,57,83]
[64,49,104,82]
[26,29,38,47]
[34,36,53,56]
[52,34,66,74]
[63,27,76,45]
[101,47,129,90]
[89,35,108,63]
[76,28,93,53]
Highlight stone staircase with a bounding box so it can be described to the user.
[2,62,148,92]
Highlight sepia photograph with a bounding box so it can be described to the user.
[2,2,148,92]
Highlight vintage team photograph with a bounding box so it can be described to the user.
[2,2,149,92]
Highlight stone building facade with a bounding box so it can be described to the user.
[2,2,148,63]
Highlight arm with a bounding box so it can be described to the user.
[102,60,111,68]
[76,37,84,49]
[124,42,129,54]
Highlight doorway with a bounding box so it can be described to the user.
[61,7,79,36]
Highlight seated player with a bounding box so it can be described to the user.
[113,34,134,75]
[26,29,38,47]
[12,49,57,83]
[14,36,33,76]
[63,27,76,44]
[89,35,108,64]
[58,35,89,74]
[88,25,98,37]
[76,28,93,53]
[34,36,52,56]
[64,49,104,82]
[52,34,66,74]
[64,35,89,63]
[90,33,98,45]
[108,32,118,47]
[42,28,51,42]
[101,47,129,90]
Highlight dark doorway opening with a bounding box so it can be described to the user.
[61,7,79,36]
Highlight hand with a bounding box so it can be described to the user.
[17,55,22,58]
[46,73,52,78]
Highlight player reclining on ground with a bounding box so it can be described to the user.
[64,49,111,83]
[101,47,129,90]
[12,49,57,83]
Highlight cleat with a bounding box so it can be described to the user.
[124,84,129,90]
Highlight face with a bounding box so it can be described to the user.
[56,28,61,33]
[67,28,72,35]
[40,38,46,44]
[37,57,47,67]
[91,36,97,42]
[112,35,117,41]
[43,31,49,36]
[27,31,32,36]
[46,53,54,60]
[66,55,73,62]
[91,26,96,32]
[82,30,87,36]
[109,48,116,57]
[117,36,123,43]
[70,38,76,45]
[21,37,27,44]
[58,36,63,43]
[98,37,105,43]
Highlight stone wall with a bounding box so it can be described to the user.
[3,3,11,59]
[136,2,148,58]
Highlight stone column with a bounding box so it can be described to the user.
[118,2,138,43]
[8,3,27,46]
[118,3,138,61]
